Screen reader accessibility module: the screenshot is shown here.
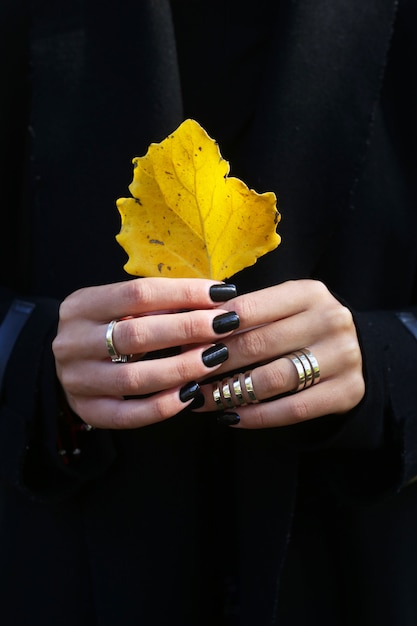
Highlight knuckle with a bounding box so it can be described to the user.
[289,395,310,422]
[250,405,270,429]
[181,282,198,307]
[175,357,196,382]
[58,288,88,321]
[323,303,353,334]
[125,279,154,309]
[123,319,149,352]
[233,294,259,324]
[114,366,137,396]
[152,394,175,420]
[235,330,267,360]
[52,333,66,361]
[177,313,205,340]
[59,369,78,395]
[310,279,328,299]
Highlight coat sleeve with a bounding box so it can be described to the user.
[0,288,116,502]
[281,307,417,501]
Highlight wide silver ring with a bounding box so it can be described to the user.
[105,319,130,363]
[285,348,320,392]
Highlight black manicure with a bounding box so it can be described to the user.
[212,311,240,334]
[217,412,240,426]
[180,381,200,403]
[202,343,229,368]
[209,284,237,302]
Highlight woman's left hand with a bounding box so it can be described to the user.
[194,279,365,428]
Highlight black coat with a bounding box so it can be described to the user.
[1,1,417,624]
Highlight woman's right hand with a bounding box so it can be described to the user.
[52,277,238,429]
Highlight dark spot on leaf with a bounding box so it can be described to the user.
[150,239,164,245]
[198,146,202,151]
[134,197,142,205]
[158,263,164,273]
[167,266,171,271]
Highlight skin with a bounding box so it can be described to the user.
[53,277,365,429]
[195,279,365,428]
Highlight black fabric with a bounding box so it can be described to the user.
[1,0,417,624]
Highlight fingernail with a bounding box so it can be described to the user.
[217,412,240,426]
[189,391,205,410]
[180,381,200,403]
[202,343,229,367]
[209,284,237,302]
[212,311,240,334]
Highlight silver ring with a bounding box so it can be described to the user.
[213,382,223,407]
[299,348,320,384]
[220,379,235,408]
[285,354,306,392]
[243,371,258,403]
[293,350,314,388]
[285,348,320,392]
[232,374,246,405]
[212,370,259,409]
[105,319,130,363]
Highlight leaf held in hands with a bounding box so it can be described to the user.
[116,119,280,280]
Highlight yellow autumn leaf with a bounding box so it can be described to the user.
[116,119,280,280]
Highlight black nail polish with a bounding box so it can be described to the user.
[202,343,229,367]
[212,311,240,334]
[209,284,237,302]
[217,412,240,426]
[180,381,200,403]
[189,391,205,410]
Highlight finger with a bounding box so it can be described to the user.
[218,374,365,429]
[60,277,237,322]
[220,279,327,328]
[196,293,356,379]
[195,335,362,412]
[91,309,239,360]
[60,343,229,398]
[70,385,201,429]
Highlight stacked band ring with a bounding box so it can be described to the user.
[212,348,320,409]
[213,371,259,409]
[285,348,320,393]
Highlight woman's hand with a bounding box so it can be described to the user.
[194,279,365,428]
[52,277,239,429]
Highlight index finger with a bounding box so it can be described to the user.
[60,277,237,321]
